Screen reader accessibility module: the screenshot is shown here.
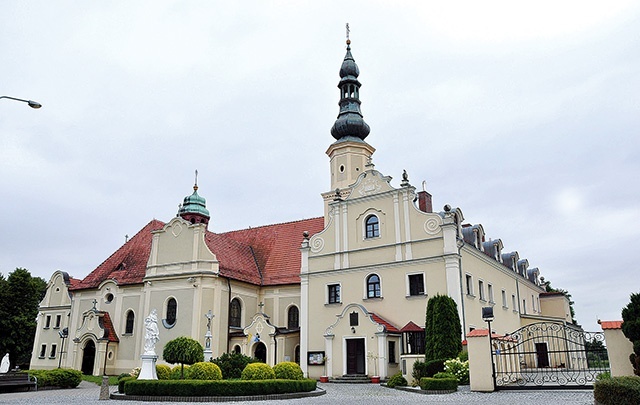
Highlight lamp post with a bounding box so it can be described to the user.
[482,306,496,390]
[58,327,68,368]
[0,95,42,109]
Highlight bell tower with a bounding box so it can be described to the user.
[326,27,375,198]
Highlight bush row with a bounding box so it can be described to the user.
[123,378,317,397]
[419,376,458,391]
[26,368,82,389]
[594,376,640,405]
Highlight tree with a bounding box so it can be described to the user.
[162,336,204,379]
[0,268,47,369]
[621,292,640,376]
[424,294,462,362]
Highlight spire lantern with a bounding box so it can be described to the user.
[330,28,370,141]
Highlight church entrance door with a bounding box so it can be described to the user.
[254,342,267,363]
[346,338,365,375]
[81,340,96,375]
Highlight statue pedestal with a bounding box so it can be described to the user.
[204,330,213,362]
[138,354,158,380]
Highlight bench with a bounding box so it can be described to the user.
[0,372,37,391]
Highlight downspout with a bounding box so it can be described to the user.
[458,243,467,340]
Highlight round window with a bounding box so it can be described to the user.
[339,165,345,173]
[105,293,114,303]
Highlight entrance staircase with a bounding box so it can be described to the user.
[329,374,371,383]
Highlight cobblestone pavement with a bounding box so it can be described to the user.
[0,381,594,404]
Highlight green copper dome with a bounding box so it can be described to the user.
[178,185,210,218]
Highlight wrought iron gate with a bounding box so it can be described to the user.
[491,322,609,389]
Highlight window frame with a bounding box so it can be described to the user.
[49,344,57,359]
[488,283,494,304]
[366,274,382,299]
[478,279,485,301]
[39,344,47,359]
[125,310,135,335]
[327,283,341,304]
[465,274,474,296]
[163,297,178,328]
[407,273,426,297]
[229,298,242,328]
[44,315,51,329]
[287,305,299,330]
[364,215,380,239]
[501,289,508,308]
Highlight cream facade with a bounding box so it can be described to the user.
[31,40,572,379]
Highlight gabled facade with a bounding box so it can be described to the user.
[31,39,572,380]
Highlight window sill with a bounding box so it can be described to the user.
[466,294,476,299]
[512,310,519,314]
[162,319,176,329]
[43,327,50,330]
[502,306,509,310]
[123,333,133,337]
[479,298,487,303]
[363,297,383,301]
[325,302,342,307]
[48,356,56,359]
[38,356,45,359]
[405,294,427,299]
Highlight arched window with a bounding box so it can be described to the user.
[365,215,379,238]
[367,274,381,298]
[287,306,299,330]
[125,310,135,334]
[166,298,177,327]
[230,298,242,328]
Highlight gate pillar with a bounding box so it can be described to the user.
[467,329,495,392]
[600,320,634,377]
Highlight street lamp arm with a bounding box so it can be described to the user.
[0,95,42,109]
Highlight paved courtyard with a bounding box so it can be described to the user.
[0,381,595,404]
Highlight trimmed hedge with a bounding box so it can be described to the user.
[156,364,171,380]
[594,376,640,405]
[189,362,222,380]
[273,362,303,380]
[386,372,407,388]
[26,368,82,388]
[119,376,135,393]
[419,377,458,391]
[241,363,275,380]
[123,378,317,396]
[425,359,446,377]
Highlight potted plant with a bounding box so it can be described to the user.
[320,356,329,383]
[367,351,380,383]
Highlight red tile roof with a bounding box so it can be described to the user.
[71,217,325,290]
[370,313,400,333]
[221,218,325,285]
[400,321,424,332]
[599,320,623,330]
[100,312,120,342]
[465,328,512,341]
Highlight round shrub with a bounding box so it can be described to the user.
[117,372,131,380]
[189,362,223,380]
[170,364,191,380]
[241,362,275,380]
[156,364,171,380]
[386,372,407,388]
[273,362,303,380]
[212,352,258,379]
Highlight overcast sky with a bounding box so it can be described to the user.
[1,1,639,332]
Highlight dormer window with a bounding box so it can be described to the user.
[365,215,380,238]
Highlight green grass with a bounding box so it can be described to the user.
[82,374,119,385]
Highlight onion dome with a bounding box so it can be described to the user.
[178,184,210,226]
[330,39,370,141]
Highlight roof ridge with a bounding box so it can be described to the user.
[218,216,324,234]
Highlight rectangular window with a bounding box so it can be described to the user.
[532,294,535,311]
[49,344,57,358]
[406,331,425,354]
[522,299,527,314]
[388,341,396,364]
[465,274,473,296]
[408,274,425,296]
[350,311,359,326]
[488,284,494,303]
[478,280,485,301]
[55,314,61,329]
[45,315,51,329]
[512,294,517,311]
[39,344,47,358]
[328,284,341,304]
[502,290,507,308]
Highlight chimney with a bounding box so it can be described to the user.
[417,190,432,213]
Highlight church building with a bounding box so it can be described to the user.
[31,39,573,380]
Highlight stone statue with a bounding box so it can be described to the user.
[143,309,160,355]
[0,353,9,373]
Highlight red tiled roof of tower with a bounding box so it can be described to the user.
[100,312,120,342]
[599,320,623,330]
[70,220,165,290]
[400,321,424,332]
[370,313,400,333]
[221,217,325,285]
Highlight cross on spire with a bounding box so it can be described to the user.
[346,23,350,43]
